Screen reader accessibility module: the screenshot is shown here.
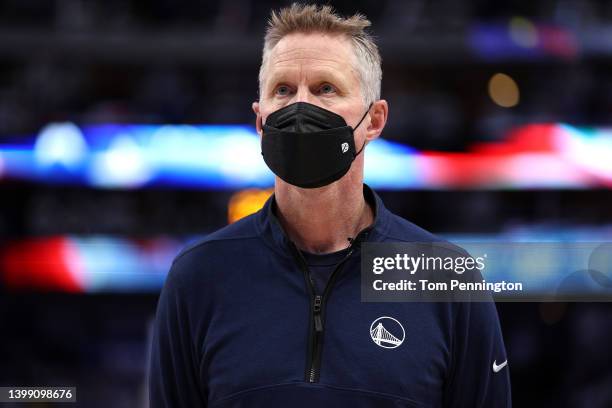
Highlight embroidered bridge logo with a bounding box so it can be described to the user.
[369,316,405,349]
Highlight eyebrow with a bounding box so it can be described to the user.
[265,66,352,93]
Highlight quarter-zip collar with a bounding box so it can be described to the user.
[255,183,391,257]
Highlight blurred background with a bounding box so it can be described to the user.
[1,0,612,406]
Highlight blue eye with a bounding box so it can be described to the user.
[276,85,290,96]
[320,84,336,94]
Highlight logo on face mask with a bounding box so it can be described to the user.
[370,316,405,349]
[261,101,372,189]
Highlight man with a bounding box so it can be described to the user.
[149,4,511,407]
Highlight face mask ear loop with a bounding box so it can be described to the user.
[353,138,367,158]
[352,102,374,158]
[352,102,374,132]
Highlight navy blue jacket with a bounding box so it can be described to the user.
[149,185,511,407]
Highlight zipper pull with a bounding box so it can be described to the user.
[314,314,323,332]
[313,295,323,332]
[313,295,322,310]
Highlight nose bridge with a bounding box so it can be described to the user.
[294,82,313,104]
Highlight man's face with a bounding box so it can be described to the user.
[256,32,367,141]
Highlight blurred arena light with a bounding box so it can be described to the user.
[228,188,273,223]
[1,122,612,189]
[2,230,612,294]
[470,21,578,60]
[509,17,538,48]
[488,72,520,108]
[34,122,88,169]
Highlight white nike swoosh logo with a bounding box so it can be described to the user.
[492,359,508,373]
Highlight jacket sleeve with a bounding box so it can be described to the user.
[443,300,512,407]
[149,260,207,407]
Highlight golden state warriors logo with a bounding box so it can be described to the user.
[369,316,405,349]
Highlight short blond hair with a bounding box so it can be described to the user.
[258,3,382,106]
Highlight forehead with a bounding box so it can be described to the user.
[265,32,359,85]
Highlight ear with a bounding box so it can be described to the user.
[252,101,262,136]
[365,99,388,142]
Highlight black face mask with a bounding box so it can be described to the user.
[261,101,372,188]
